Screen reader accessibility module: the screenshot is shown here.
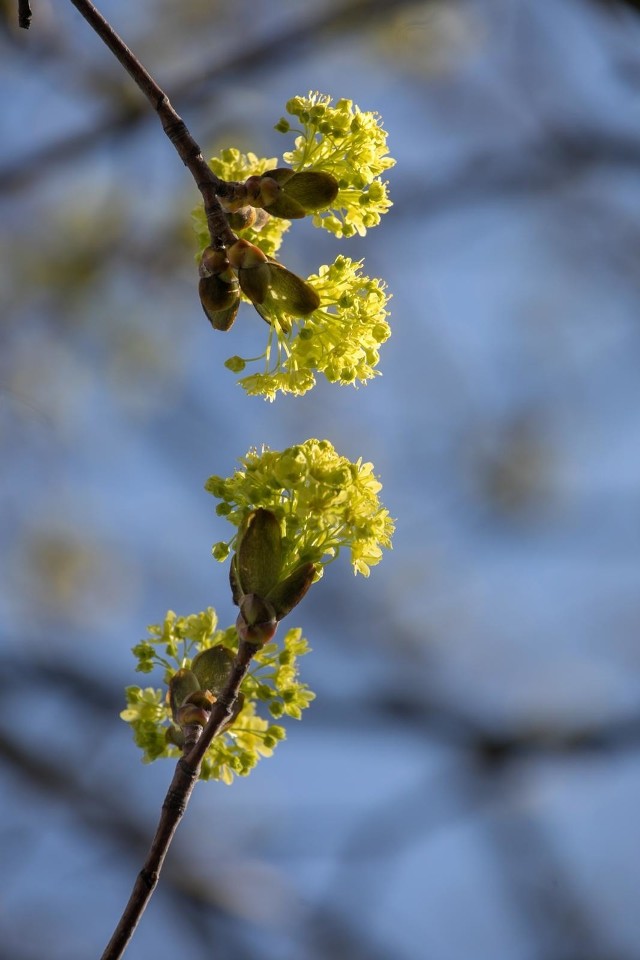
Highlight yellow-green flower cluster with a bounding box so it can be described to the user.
[230,256,390,400]
[193,97,393,400]
[192,148,290,260]
[278,92,395,237]
[207,439,394,577]
[121,608,314,784]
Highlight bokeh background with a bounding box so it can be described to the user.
[2,1,640,958]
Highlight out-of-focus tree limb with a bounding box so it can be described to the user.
[0,0,419,194]
[394,126,640,219]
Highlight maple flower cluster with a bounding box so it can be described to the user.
[191,93,394,400]
[278,92,394,238]
[121,608,314,784]
[207,439,395,578]
[122,98,396,787]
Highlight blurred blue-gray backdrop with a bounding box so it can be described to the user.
[2,1,640,958]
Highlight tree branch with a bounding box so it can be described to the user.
[18,0,32,29]
[100,637,259,960]
[2,0,417,195]
[66,0,235,248]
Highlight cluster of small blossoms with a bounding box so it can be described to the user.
[207,439,395,578]
[229,256,390,400]
[277,92,395,238]
[192,95,394,401]
[121,608,314,784]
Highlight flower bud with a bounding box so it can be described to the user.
[199,246,230,278]
[243,175,263,204]
[227,239,269,269]
[257,177,281,207]
[176,703,209,727]
[224,355,246,373]
[198,249,241,331]
[226,206,258,231]
[199,275,240,330]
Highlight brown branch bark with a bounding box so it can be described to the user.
[18,0,32,29]
[66,0,236,249]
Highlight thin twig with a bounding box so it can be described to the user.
[18,0,32,29]
[66,0,236,248]
[3,0,417,195]
[100,638,260,960]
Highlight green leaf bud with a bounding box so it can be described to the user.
[259,192,306,220]
[277,171,339,211]
[199,276,241,331]
[238,593,276,628]
[199,246,230,277]
[259,167,295,187]
[169,668,200,720]
[236,595,277,646]
[243,175,263,204]
[227,238,269,269]
[257,176,281,207]
[256,168,338,218]
[236,508,283,597]
[226,206,258,231]
[191,645,234,696]
[229,554,242,606]
[265,561,316,620]
[198,251,240,332]
[238,262,271,306]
